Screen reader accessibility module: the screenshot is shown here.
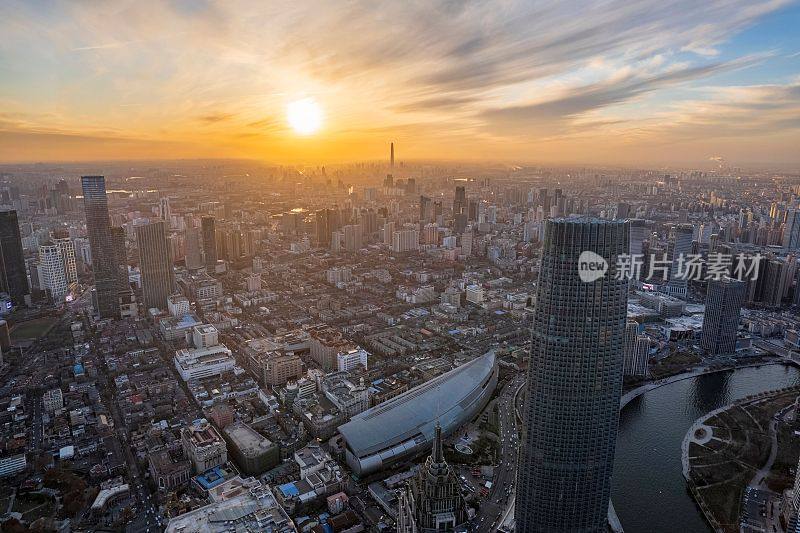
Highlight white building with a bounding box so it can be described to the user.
[0,453,26,478]
[337,348,369,372]
[174,344,235,382]
[38,243,70,302]
[245,273,262,292]
[326,267,352,285]
[192,324,219,349]
[392,229,420,253]
[168,295,191,317]
[465,284,485,304]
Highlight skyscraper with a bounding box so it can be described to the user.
[201,216,217,269]
[517,217,629,532]
[0,210,29,305]
[784,209,800,250]
[701,277,746,355]
[185,226,204,270]
[136,221,175,310]
[81,176,119,318]
[37,243,67,302]
[453,186,466,217]
[666,223,694,298]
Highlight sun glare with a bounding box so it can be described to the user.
[286,98,323,135]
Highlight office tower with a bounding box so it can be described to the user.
[109,226,130,293]
[185,226,203,270]
[517,217,629,533]
[629,219,648,259]
[419,195,432,223]
[38,242,69,302]
[666,224,694,298]
[784,209,800,250]
[616,202,630,219]
[468,199,478,222]
[0,210,30,305]
[760,258,789,307]
[623,321,649,377]
[201,216,217,268]
[316,209,331,246]
[136,221,175,310]
[81,176,119,318]
[400,422,468,531]
[453,186,466,217]
[390,142,394,170]
[701,277,746,355]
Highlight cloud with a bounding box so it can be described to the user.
[478,53,772,136]
[0,0,796,164]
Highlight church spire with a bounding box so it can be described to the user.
[432,420,444,464]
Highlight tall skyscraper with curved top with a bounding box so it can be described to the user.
[516,217,629,533]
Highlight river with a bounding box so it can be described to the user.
[611,364,800,532]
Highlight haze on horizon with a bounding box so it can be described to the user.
[1,0,799,168]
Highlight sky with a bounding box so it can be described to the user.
[1,0,799,167]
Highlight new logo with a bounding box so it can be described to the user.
[578,251,608,283]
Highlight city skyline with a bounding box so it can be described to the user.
[1,1,799,166]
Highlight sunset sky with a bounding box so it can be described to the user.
[1,0,799,166]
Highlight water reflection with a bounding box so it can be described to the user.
[612,365,800,533]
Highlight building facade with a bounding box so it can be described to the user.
[136,220,175,310]
[516,217,629,532]
[81,176,120,318]
[700,277,746,355]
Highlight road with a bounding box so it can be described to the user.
[472,373,525,532]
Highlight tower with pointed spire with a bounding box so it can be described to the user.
[398,421,468,532]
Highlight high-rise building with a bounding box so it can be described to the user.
[38,242,69,302]
[109,226,130,294]
[623,321,649,377]
[453,186,466,217]
[185,226,203,270]
[0,210,30,305]
[343,224,362,252]
[392,229,419,253]
[399,422,468,532]
[419,195,432,223]
[517,217,629,532]
[201,216,217,269]
[160,197,171,224]
[136,221,175,310]
[53,237,77,286]
[701,277,746,355]
[784,209,800,250]
[81,176,119,318]
[666,223,694,298]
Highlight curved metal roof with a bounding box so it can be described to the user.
[338,351,496,459]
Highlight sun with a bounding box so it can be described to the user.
[286,98,323,135]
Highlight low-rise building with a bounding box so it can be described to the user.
[222,422,279,476]
[174,344,235,382]
[182,419,228,473]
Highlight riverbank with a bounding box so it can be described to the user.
[681,384,800,532]
[620,359,798,410]
[612,360,800,533]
